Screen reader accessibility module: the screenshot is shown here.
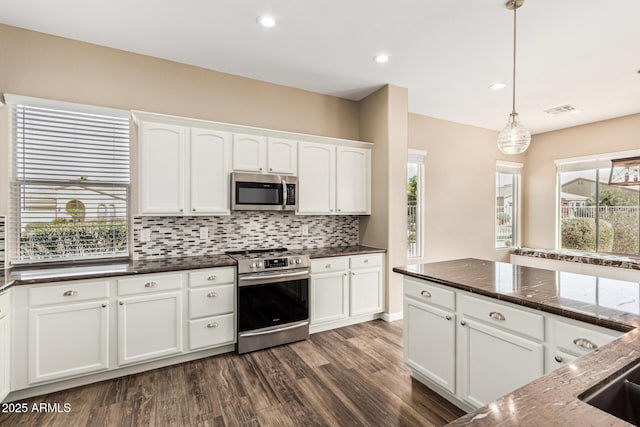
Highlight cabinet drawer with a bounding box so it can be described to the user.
[553,319,622,355]
[404,279,454,311]
[189,313,235,350]
[350,254,383,269]
[311,257,348,274]
[189,268,235,288]
[29,280,110,307]
[118,273,183,296]
[189,285,235,319]
[0,291,10,319]
[459,294,544,341]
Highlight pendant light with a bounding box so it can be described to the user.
[497,0,531,155]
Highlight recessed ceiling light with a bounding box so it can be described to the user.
[489,82,507,90]
[373,54,389,64]
[257,16,276,28]
[544,105,582,115]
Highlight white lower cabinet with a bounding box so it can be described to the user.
[404,298,455,393]
[0,290,11,402]
[403,276,620,412]
[310,254,384,331]
[118,291,183,365]
[29,301,109,383]
[189,313,235,351]
[458,318,543,408]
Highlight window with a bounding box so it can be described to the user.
[8,95,130,264]
[495,161,522,249]
[557,151,640,256]
[408,149,426,258]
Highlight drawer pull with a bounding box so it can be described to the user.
[573,338,598,350]
[554,355,564,363]
[207,275,217,281]
[420,290,432,298]
[326,264,333,268]
[207,291,219,298]
[144,281,158,288]
[63,290,78,296]
[207,322,219,328]
[489,311,506,321]
[445,315,452,321]
[364,259,369,263]
[102,304,107,308]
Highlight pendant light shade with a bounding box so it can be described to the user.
[497,112,531,154]
[497,0,530,155]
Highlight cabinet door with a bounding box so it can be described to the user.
[310,271,349,325]
[28,301,109,384]
[190,128,231,214]
[404,298,455,393]
[350,267,383,316]
[267,138,297,175]
[139,122,188,214]
[336,146,370,214]
[118,291,183,365]
[458,318,543,408]
[298,142,335,214]
[0,316,9,401]
[232,133,266,172]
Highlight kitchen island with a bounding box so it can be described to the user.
[393,258,640,426]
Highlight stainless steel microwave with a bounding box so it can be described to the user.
[231,172,297,211]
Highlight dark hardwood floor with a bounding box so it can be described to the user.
[0,320,465,426]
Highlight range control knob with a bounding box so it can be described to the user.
[257,261,264,268]
[297,258,303,264]
[250,262,257,268]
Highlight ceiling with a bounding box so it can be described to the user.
[1,0,639,134]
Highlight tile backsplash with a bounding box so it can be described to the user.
[0,217,4,269]
[133,212,359,259]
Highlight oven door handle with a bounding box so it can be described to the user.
[239,321,309,338]
[238,269,309,285]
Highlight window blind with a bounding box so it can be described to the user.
[9,102,131,263]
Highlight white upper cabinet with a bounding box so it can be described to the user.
[298,141,336,214]
[190,128,231,214]
[232,133,267,173]
[138,120,231,216]
[267,137,297,175]
[336,146,370,214]
[139,122,187,214]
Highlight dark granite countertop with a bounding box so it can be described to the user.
[393,258,640,426]
[3,245,386,287]
[514,247,640,270]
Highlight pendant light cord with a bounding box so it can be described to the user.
[511,0,517,115]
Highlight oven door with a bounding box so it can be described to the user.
[237,269,309,353]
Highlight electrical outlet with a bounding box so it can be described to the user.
[200,227,209,239]
[140,229,151,242]
[302,224,309,236]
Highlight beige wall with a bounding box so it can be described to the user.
[359,85,409,314]
[0,24,359,215]
[408,113,525,263]
[523,113,640,249]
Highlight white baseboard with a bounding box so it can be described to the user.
[381,311,403,322]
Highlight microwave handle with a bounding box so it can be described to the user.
[282,177,287,210]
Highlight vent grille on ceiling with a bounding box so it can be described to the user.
[544,105,581,115]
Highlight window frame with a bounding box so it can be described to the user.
[495,160,522,250]
[6,94,132,265]
[408,149,426,259]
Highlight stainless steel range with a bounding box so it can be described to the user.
[226,248,310,354]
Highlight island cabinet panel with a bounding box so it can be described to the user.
[458,317,543,408]
[404,297,456,393]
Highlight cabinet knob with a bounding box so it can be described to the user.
[445,315,452,321]
[180,209,183,213]
[193,208,196,212]
[207,275,217,281]
[343,273,348,277]
[460,321,467,326]
[489,311,506,321]
[119,301,124,306]
[573,338,598,350]
[326,264,333,268]
[63,290,78,297]
[144,281,158,288]
[207,322,219,328]
[207,291,219,298]
[259,167,263,171]
[269,168,273,171]
[338,209,341,212]
[554,355,564,363]
[330,209,333,212]
[420,290,432,298]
